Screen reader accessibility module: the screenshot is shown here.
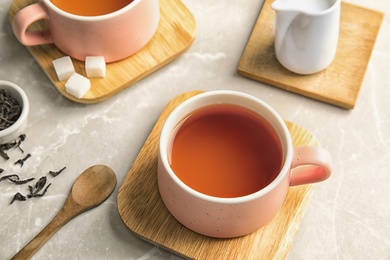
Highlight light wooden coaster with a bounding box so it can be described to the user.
[8,0,196,104]
[238,0,383,109]
[117,91,320,259]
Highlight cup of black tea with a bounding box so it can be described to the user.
[158,90,332,238]
[0,80,29,144]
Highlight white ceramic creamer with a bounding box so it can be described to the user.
[272,0,340,74]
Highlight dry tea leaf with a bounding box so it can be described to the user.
[0,89,21,131]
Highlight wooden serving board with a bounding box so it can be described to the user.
[238,0,384,109]
[8,0,196,104]
[117,91,320,259]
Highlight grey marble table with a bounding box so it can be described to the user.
[1,0,389,259]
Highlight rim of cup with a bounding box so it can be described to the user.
[0,80,29,144]
[43,0,141,21]
[159,90,293,204]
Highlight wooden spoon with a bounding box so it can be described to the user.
[11,164,117,260]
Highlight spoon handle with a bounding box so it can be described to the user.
[11,197,83,260]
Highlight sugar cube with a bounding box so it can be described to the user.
[52,56,75,81]
[85,56,106,78]
[65,73,91,99]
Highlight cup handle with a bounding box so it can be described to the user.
[12,2,53,46]
[290,146,332,186]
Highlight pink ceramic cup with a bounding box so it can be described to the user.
[12,0,160,62]
[158,90,332,238]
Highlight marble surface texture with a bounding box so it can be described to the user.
[1,0,389,259]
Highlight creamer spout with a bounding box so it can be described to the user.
[271,0,297,11]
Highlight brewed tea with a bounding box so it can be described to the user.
[51,0,133,16]
[170,104,283,198]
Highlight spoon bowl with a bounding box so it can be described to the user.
[11,164,117,260]
[71,165,117,207]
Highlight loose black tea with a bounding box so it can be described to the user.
[10,177,35,185]
[0,132,67,205]
[0,89,21,131]
[0,174,18,182]
[29,176,47,194]
[14,153,31,167]
[28,176,51,198]
[0,148,9,160]
[28,183,51,198]
[5,175,53,204]
[0,174,35,185]
[49,166,66,177]
[0,149,9,160]
[0,134,26,160]
[15,133,26,153]
[10,192,27,204]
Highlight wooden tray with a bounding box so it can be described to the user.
[117,91,321,259]
[8,0,196,104]
[238,0,384,109]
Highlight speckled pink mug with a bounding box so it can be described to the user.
[158,90,332,238]
[12,0,159,62]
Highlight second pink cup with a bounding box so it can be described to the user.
[158,90,332,238]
